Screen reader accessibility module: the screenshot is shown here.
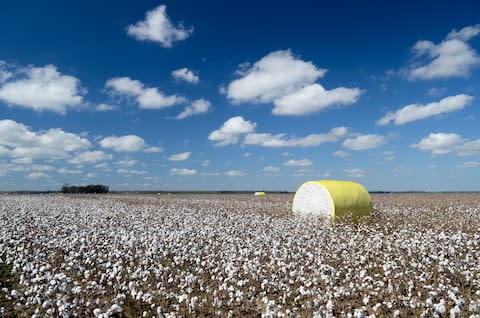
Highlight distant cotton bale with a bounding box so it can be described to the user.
[254,191,266,196]
[292,180,371,221]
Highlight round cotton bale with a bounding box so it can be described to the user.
[292,180,371,221]
[254,191,266,196]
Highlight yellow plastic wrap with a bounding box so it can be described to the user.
[292,180,371,220]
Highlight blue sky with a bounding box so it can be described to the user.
[1,0,479,191]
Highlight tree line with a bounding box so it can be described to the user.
[61,184,109,194]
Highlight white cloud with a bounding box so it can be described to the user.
[344,168,365,178]
[457,161,480,168]
[227,50,326,104]
[58,167,82,174]
[100,135,146,152]
[94,162,110,170]
[382,151,395,161]
[30,164,54,172]
[116,159,137,167]
[208,116,257,146]
[106,76,184,109]
[202,160,210,167]
[406,24,480,79]
[137,88,184,109]
[283,159,313,167]
[457,139,480,156]
[105,77,143,95]
[225,50,362,116]
[27,172,49,180]
[244,126,348,148]
[171,68,199,84]
[273,84,363,116]
[170,168,198,176]
[176,99,211,119]
[168,151,191,161]
[377,94,473,125]
[225,170,247,177]
[95,103,118,111]
[447,24,480,41]
[333,150,349,157]
[117,168,147,175]
[68,150,112,164]
[144,146,163,153]
[86,172,97,178]
[342,134,385,150]
[0,119,91,160]
[411,132,465,155]
[0,64,84,114]
[243,152,251,158]
[263,166,279,173]
[126,4,192,48]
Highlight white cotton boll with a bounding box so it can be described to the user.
[93,308,102,317]
[10,289,22,299]
[110,304,122,313]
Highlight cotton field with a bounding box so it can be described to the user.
[1,193,480,318]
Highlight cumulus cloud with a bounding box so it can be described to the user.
[99,135,149,152]
[263,166,280,173]
[144,146,163,153]
[68,151,112,164]
[209,116,350,149]
[170,168,197,176]
[227,50,326,104]
[411,132,480,156]
[0,64,84,113]
[225,50,362,115]
[117,168,147,175]
[406,24,480,79]
[377,94,473,125]
[273,84,363,116]
[344,168,365,178]
[176,99,211,119]
[411,132,465,156]
[116,159,137,167]
[283,159,313,167]
[168,151,191,161]
[106,76,184,109]
[225,170,247,177]
[0,119,90,160]
[126,4,192,48]
[457,161,480,168]
[171,68,199,84]
[27,172,50,180]
[244,127,348,148]
[58,167,82,174]
[95,103,118,111]
[208,116,257,146]
[342,134,385,150]
[333,150,349,157]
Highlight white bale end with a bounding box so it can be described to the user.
[292,182,333,218]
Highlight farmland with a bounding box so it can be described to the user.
[1,193,480,317]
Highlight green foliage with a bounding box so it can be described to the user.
[61,184,109,194]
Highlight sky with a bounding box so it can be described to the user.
[0,0,479,192]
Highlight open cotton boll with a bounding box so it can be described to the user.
[292,180,371,221]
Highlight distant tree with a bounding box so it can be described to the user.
[61,184,109,194]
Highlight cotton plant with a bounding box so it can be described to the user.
[0,193,480,317]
